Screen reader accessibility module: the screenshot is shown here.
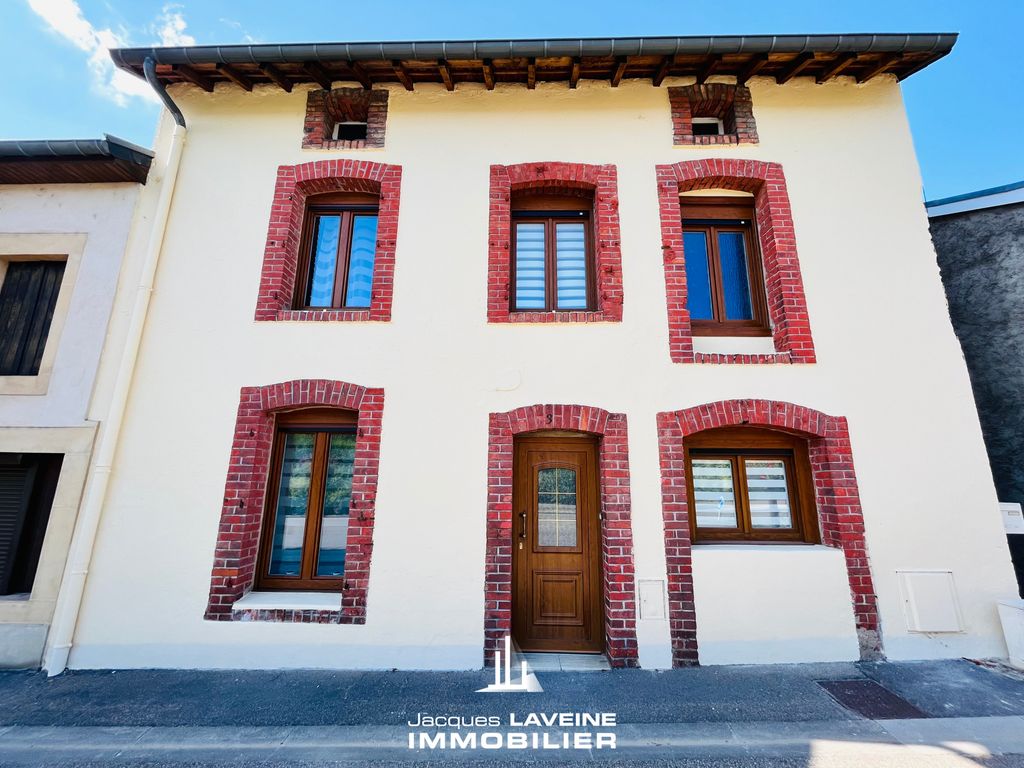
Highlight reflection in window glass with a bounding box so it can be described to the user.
[719,231,753,320]
[515,223,546,309]
[308,216,341,307]
[269,433,315,575]
[692,459,738,528]
[745,459,792,528]
[345,215,378,308]
[555,223,588,309]
[316,434,356,576]
[537,467,578,547]
[684,231,713,320]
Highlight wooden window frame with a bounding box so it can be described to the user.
[293,192,379,311]
[255,408,358,592]
[510,193,597,313]
[681,197,770,337]
[684,427,819,544]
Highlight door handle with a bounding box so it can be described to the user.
[519,511,527,539]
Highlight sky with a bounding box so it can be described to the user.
[1,0,1021,201]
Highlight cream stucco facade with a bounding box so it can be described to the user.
[64,73,1018,671]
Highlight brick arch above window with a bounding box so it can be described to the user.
[488,162,623,323]
[204,378,384,623]
[656,399,880,666]
[656,159,815,364]
[484,404,639,667]
[255,159,402,322]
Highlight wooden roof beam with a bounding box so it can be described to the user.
[172,64,214,92]
[215,63,253,91]
[391,60,414,90]
[857,54,903,83]
[737,54,769,85]
[776,52,815,84]
[695,55,720,85]
[652,56,672,87]
[348,61,372,89]
[259,63,292,92]
[303,61,334,90]
[816,53,858,83]
[569,57,581,89]
[896,53,940,81]
[437,59,454,91]
[527,57,536,89]
[482,59,495,90]
[610,57,627,87]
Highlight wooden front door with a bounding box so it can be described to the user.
[512,434,603,653]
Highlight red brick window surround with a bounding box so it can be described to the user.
[255,160,401,322]
[488,162,623,323]
[668,84,758,146]
[656,159,816,364]
[303,88,388,150]
[204,379,384,624]
[656,400,880,667]
[484,405,639,667]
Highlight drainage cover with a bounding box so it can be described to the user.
[817,679,929,719]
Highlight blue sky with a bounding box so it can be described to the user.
[2,0,1021,200]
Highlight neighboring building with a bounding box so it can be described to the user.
[0,136,152,667]
[46,33,1020,673]
[928,181,1024,596]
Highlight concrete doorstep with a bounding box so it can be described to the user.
[1,717,1024,763]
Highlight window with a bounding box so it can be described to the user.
[691,117,724,136]
[333,121,368,141]
[296,193,379,310]
[512,193,594,311]
[682,197,769,336]
[256,409,357,591]
[302,88,389,150]
[0,453,62,596]
[667,84,759,146]
[685,427,818,543]
[0,260,66,376]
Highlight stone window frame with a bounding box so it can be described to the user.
[484,404,639,668]
[302,88,388,150]
[204,379,384,624]
[668,84,758,146]
[656,159,816,364]
[656,399,880,666]
[255,160,401,322]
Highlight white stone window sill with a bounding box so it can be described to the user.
[692,543,834,553]
[232,591,341,612]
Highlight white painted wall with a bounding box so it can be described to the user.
[68,75,1018,670]
[0,184,140,427]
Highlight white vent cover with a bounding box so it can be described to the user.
[637,579,667,620]
[1001,502,1024,535]
[897,570,963,633]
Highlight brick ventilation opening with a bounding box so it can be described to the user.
[668,84,758,146]
[488,162,624,323]
[656,399,881,666]
[255,160,401,322]
[204,379,384,623]
[656,159,816,364]
[484,405,639,667]
[303,88,388,150]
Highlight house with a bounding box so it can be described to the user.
[0,136,153,668]
[927,181,1024,596]
[40,33,1020,672]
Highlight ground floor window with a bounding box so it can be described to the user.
[685,427,818,543]
[0,453,62,595]
[256,409,357,592]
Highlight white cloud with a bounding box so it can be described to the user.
[26,0,199,107]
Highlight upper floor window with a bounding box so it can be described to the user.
[512,192,594,312]
[685,427,818,544]
[682,197,769,336]
[0,260,66,376]
[296,193,379,310]
[0,452,63,596]
[257,408,357,592]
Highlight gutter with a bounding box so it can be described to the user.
[42,58,187,675]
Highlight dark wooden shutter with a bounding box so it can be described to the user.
[0,463,36,595]
[0,261,66,376]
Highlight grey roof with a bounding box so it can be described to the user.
[109,33,957,92]
[926,180,1024,218]
[0,135,154,184]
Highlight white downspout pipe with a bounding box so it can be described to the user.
[42,112,187,675]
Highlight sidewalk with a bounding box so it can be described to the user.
[1,658,1023,766]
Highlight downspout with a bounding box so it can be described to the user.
[42,58,187,675]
